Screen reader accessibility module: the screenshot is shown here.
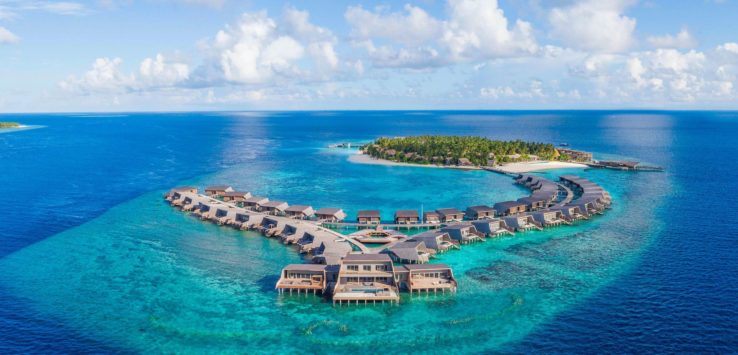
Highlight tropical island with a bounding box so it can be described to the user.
[0,122,21,129]
[357,136,592,173]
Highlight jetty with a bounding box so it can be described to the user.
[164,172,612,305]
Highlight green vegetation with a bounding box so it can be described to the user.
[0,122,20,129]
[363,136,560,166]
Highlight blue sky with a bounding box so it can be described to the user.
[2,0,738,112]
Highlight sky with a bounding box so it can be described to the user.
[2,0,738,112]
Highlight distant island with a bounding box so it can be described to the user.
[0,122,21,129]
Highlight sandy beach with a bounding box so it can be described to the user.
[494,161,588,173]
[348,151,586,173]
[348,152,481,170]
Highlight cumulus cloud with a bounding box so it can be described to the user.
[60,54,189,93]
[345,0,537,68]
[480,80,546,99]
[0,26,19,44]
[647,29,697,49]
[200,8,348,85]
[549,0,636,53]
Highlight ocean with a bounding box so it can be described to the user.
[0,111,736,353]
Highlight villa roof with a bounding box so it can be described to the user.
[467,205,495,212]
[262,200,288,208]
[442,224,473,231]
[316,207,344,215]
[283,264,327,272]
[285,205,312,213]
[411,230,447,240]
[205,185,232,190]
[172,186,196,192]
[403,264,451,271]
[357,210,380,218]
[436,208,463,215]
[244,196,268,203]
[343,253,391,262]
[394,210,419,218]
[494,201,527,209]
[223,191,249,197]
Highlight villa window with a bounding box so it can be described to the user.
[363,265,372,271]
[347,265,358,271]
[376,265,387,271]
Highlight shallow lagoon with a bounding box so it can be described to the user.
[0,111,734,353]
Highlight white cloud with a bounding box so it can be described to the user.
[0,26,19,44]
[345,0,537,68]
[21,2,89,16]
[60,54,189,93]
[345,4,441,46]
[139,54,190,86]
[717,42,738,55]
[204,9,347,85]
[480,80,547,99]
[647,29,697,49]
[549,0,636,53]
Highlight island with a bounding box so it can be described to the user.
[0,122,21,129]
[357,136,592,173]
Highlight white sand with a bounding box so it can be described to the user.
[495,161,588,173]
[348,152,481,170]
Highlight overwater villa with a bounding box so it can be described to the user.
[503,215,543,232]
[471,219,515,237]
[441,224,485,244]
[436,208,464,223]
[549,205,586,221]
[275,264,328,295]
[165,186,198,201]
[465,205,496,220]
[221,191,252,205]
[348,226,406,244]
[204,185,233,197]
[394,210,420,224]
[423,211,441,224]
[385,240,434,264]
[259,216,282,236]
[315,208,347,222]
[243,196,269,211]
[312,241,353,265]
[357,210,381,224]
[409,231,460,253]
[332,254,400,304]
[285,205,314,219]
[531,210,569,227]
[494,201,528,216]
[396,264,457,294]
[517,196,549,211]
[261,200,289,216]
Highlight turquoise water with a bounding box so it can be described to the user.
[1,111,734,353]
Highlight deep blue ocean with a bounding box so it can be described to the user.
[0,111,736,353]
